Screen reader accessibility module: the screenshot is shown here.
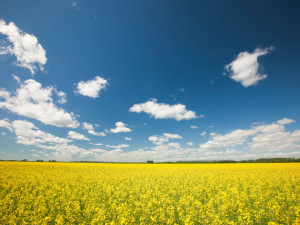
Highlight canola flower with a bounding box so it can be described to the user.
[0,162,299,224]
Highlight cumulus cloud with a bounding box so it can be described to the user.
[201,129,256,150]
[187,142,193,146]
[149,133,182,145]
[190,125,198,129]
[200,131,207,136]
[68,131,90,141]
[148,135,168,145]
[106,144,129,149]
[4,116,300,162]
[82,122,94,130]
[0,89,10,99]
[55,90,67,104]
[0,19,47,74]
[277,118,295,125]
[82,122,106,136]
[87,130,105,136]
[88,129,106,136]
[163,133,182,139]
[167,142,181,148]
[110,122,132,133]
[3,119,95,161]
[12,120,71,147]
[0,79,79,128]
[200,118,300,152]
[249,123,300,152]
[125,137,132,141]
[84,147,300,162]
[0,118,13,132]
[225,47,274,87]
[5,118,300,162]
[129,98,199,121]
[0,120,130,161]
[75,76,108,98]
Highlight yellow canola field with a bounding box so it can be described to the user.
[0,162,299,225]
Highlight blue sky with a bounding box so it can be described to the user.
[0,0,300,161]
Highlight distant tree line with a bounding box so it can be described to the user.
[176,158,300,164]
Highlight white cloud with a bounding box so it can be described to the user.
[225,47,274,87]
[12,75,21,84]
[0,118,13,132]
[68,131,90,141]
[75,76,108,98]
[149,133,182,145]
[7,120,93,161]
[277,118,295,125]
[190,125,198,129]
[0,119,101,161]
[4,116,300,162]
[82,122,106,136]
[88,130,106,136]
[0,19,47,74]
[225,149,239,154]
[129,98,198,121]
[249,120,300,152]
[125,137,132,141]
[167,142,181,148]
[163,133,182,139]
[55,90,67,104]
[90,143,103,146]
[110,122,132,133]
[201,129,256,150]
[200,118,300,152]
[250,130,298,152]
[82,122,94,130]
[12,120,71,146]
[148,135,168,145]
[200,131,207,136]
[0,89,10,99]
[86,148,300,162]
[106,144,129,149]
[187,142,193,146]
[0,79,79,128]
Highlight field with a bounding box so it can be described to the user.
[0,162,299,224]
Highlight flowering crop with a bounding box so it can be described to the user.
[0,162,299,224]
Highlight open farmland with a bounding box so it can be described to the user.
[0,162,299,224]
